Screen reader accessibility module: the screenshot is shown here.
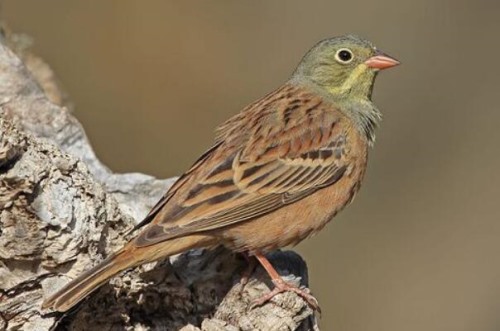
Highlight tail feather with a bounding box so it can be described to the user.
[42,250,137,312]
[42,235,211,312]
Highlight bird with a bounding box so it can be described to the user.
[42,34,399,313]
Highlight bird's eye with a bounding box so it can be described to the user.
[335,48,354,64]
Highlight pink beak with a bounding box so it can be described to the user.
[364,51,400,70]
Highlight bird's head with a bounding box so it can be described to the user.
[293,35,399,100]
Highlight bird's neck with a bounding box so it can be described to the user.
[338,98,381,146]
[291,77,381,146]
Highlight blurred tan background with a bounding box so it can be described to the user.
[3,1,500,330]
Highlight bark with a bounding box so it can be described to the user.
[0,28,319,331]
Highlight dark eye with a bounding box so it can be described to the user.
[335,48,354,64]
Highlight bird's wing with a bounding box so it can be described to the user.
[134,84,351,247]
[130,142,223,233]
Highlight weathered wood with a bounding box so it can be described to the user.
[0,28,318,331]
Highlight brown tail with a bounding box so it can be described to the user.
[42,235,209,312]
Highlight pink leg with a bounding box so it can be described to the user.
[252,252,320,312]
[239,252,257,286]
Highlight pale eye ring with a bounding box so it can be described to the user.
[335,48,354,64]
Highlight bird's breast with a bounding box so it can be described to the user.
[218,136,368,254]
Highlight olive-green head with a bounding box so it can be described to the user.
[293,35,399,100]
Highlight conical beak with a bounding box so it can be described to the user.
[364,50,400,70]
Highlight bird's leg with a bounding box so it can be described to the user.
[239,252,257,286]
[252,252,320,312]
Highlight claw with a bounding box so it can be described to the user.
[251,277,320,312]
[248,252,321,312]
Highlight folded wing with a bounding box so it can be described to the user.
[134,84,350,247]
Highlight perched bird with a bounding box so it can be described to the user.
[42,35,399,312]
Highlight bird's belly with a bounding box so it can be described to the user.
[217,172,363,254]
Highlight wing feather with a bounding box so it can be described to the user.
[134,84,351,247]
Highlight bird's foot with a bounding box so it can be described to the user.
[251,277,321,312]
